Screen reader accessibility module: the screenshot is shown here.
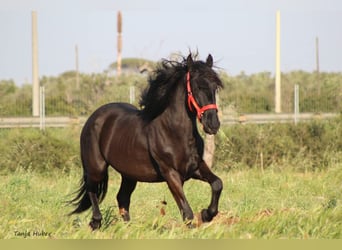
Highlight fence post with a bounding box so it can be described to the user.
[117,11,122,76]
[129,86,135,104]
[203,93,221,168]
[204,134,215,168]
[294,84,299,124]
[39,86,45,130]
[275,10,281,113]
[32,11,40,116]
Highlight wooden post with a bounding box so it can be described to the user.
[275,10,281,113]
[203,93,220,168]
[117,11,122,76]
[316,37,320,95]
[75,44,80,90]
[32,11,40,117]
[294,84,299,124]
[204,134,215,168]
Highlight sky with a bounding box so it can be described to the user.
[1,0,342,85]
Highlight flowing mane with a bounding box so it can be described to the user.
[139,57,188,120]
[139,53,223,121]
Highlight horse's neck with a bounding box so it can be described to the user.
[163,83,197,136]
[147,81,201,153]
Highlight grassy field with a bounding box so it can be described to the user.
[1,163,341,239]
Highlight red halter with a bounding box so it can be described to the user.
[186,72,218,120]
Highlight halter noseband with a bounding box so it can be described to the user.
[186,72,218,120]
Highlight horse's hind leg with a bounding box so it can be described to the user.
[116,176,137,221]
[82,146,109,230]
[192,161,223,223]
[88,189,102,229]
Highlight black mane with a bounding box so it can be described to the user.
[139,57,187,120]
[139,54,223,121]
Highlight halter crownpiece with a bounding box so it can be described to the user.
[186,72,218,120]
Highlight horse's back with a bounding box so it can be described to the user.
[82,102,137,132]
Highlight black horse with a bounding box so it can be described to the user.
[69,53,223,230]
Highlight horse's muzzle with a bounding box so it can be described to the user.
[201,110,220,135]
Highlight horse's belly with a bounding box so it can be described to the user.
[116,164,162,182]
[105,137,163,182]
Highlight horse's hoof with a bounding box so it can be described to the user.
[119,208,131,222]
[200,209,214,223]
[121,213,130,222]
[187,223,196,229]
[89,219,102,230]
[185,220,195,229]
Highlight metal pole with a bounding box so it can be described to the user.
[39,86,45,130]
[275,10,281,113]
[39,86,42,129]
[294,84,299,124]
[42,86,45,130]
[32,11,40,117]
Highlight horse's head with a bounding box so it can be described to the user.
[186,54,223,135]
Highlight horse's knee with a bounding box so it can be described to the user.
[212,177,223,194]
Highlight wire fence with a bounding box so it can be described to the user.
[221,86,341,116]
[0,72,341,118]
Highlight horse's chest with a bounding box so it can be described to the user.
[181,140,201,177]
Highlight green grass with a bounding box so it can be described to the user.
[1,164,341,239]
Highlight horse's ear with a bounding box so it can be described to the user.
[206,54,213,68]
[187,54,193,70]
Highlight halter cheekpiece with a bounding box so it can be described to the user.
[186,72,218,120]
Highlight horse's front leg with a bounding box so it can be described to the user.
[164,169,194,226]
[192,160,223,223]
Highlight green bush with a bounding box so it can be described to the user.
[215,117,342,172]
[0,117,341,175]
[0,128,80,174]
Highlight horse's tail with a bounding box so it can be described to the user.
[68,171,109,215]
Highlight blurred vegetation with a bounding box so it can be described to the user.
[219,70,342,114]
[0,128,80,174]
[0,58,341,116]
[0,116,341,174]
[215,116,342,172]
